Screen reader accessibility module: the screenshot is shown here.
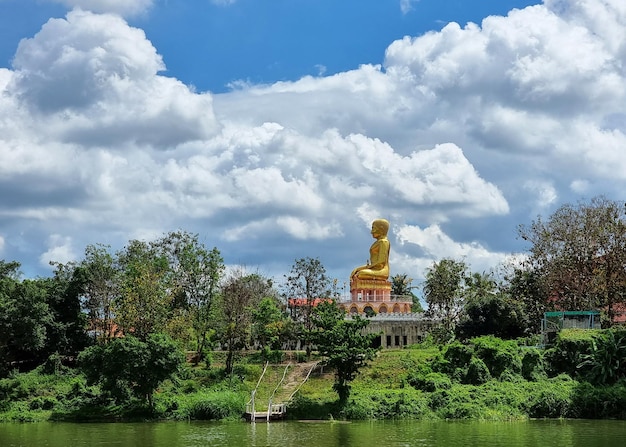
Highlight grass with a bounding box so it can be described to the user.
[4,341,626,422]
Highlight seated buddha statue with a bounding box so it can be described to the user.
[350,219,390,281]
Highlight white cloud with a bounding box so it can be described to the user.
[2,0,626,283]
[523,180,558,210]
[395,223,511,276]
[400,0,419,15]
[39,235,77,267]
[7,10,219,147]
[570,179,590,194]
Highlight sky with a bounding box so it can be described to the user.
[1,0,625,297]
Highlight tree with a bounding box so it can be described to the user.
[311,300,379,403]
[283,257,331,355]
[115,240,172,340]
[251,296,290,352]
[154,231,224,362]
[0,262,52,372]
[391,273,423,312]
[456,271,529,340]
[519,196,626,325]
[456,291,528,340]
[39,262,91,358]
[219,270,273,374]
[423,258,468,335]
[79,244,120,343]
[502,265,546,333]
[79,333,184,407]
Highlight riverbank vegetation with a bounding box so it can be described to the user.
[2,328,626,422]
[2,196,626,422]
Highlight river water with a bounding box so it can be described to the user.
[2,419,626,446]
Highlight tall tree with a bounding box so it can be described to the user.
[311,300,379,403]
[251,296,290,352]
[502,265,546,333]
[219,270,273,374]
[519,196,626,324]
[40,262,91,357]
[115,240,171,340]
[79,244,120,343]
[0,262,52,372]
[283,257,331,355]
[423,258,468,335]
[154,231,224,361]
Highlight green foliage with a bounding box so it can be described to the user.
[465,357,491,385]
[544,329,600,378]
[251,296,290,350]
[79,333,184,406]
[218,270,274,374]
[342,388,432,420]
[423,258,468,333]
[391,274,423,312]
[456,292,529,340]
[521,348,545,381]
[115,240,172,340]
[577,328,626,384]
[283,257,332,356]
[0,270,52,370]
[155,231,224,359]
[173,390,246,420]
[471,336,522,379]
[408,370,452,392]
[312,300,380,403]
[525,376,575,418]
[518,196,626,318]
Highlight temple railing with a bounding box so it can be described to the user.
[339,294,414,304]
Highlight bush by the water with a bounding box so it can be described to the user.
[4,330,626,422]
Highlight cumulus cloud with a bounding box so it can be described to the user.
[2,0,626,284]
[39,234,77,267]
[394,223,512,277]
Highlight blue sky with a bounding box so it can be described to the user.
[1,0,541,93]
[1,0,625,297]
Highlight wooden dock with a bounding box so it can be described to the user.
[244,403,287,422]
[244,361,320,423]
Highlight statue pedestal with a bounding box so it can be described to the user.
[342,278,412,315]
[350,278,392,301]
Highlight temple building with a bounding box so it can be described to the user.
[339,277,412,315]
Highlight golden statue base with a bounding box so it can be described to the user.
[342,278,412,315]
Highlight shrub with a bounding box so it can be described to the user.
[471,336,522,378]
[521,348,545,381]
[544,329,599,378]
[465,357,491,385]
[79,333,185,406]
[442,342,473,371]
[408,371,451,392]
[174,390,246,420]
[341,389,432,420]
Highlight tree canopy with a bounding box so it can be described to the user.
[518,196,626,325]
[311,300,379,403]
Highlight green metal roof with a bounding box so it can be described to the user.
[544,311,600,317]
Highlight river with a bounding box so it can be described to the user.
[2,419,626,446]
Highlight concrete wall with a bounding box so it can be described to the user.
[359,314,437,348]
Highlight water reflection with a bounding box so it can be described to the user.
[1,419,626,447]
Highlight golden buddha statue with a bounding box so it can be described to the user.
[350,219,390,281]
